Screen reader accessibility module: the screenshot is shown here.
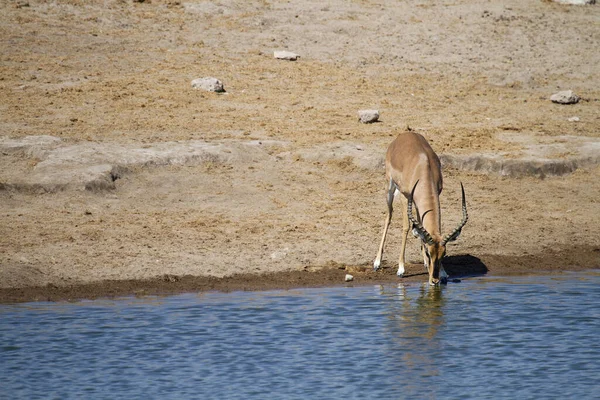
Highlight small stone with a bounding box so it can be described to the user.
[567,116,580,122]
[270,247,289,260]
[550,90,580,104]
[191,77,225,92]
[358,109,379,124]
[274,51,299,61]
[345,274,354,282]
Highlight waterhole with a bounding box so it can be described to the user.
[1,272,598,399]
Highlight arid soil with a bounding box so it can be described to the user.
[1,0,599,303]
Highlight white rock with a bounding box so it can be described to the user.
[191,77,225,92]
[270,246,291,260]
[274,51,299,61]
[568,116,580,122]
[358,109,380,123]
[550,90,580,104]
[345,274,354,282]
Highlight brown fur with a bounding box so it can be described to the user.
[374,131,456,285]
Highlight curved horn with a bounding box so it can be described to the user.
[442,182,469,246]
[407,180,435,245]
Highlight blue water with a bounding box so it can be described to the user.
[1,272,599,399]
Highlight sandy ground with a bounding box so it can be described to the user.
[1,0,599,302]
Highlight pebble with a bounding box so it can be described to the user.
[191,77,225,92]
[358,109,379,123]
[567,116,580,122]
[274,51,299,61]
[550,90,580,104]
[345,274,354,282]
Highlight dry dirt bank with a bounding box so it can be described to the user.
[1,0,599,302]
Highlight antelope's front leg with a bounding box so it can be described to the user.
[397,194,410,277]
[373,179,396,270]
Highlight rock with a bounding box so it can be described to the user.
[358,109,379,123]
[439,133,600,178]
[552,0,595,4]
[191,77,225,92]
[0,135,61,157]
[273,51,299,61]
[293,141,385,171]
[550,90,580,104]
[345,274,354,282]
[270,247,289,260]
[0,136,286,193]
[567,116,580,122]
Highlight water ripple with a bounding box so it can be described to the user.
[1,272,599,399]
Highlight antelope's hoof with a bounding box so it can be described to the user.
[373,259,381,271]
[397,265,405,277]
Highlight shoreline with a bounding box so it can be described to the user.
[2,248,597,304]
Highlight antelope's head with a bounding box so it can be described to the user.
[408,181,468,285]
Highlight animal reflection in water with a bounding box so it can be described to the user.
[379,283,446,379]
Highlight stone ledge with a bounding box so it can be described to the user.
[0,136,285,193]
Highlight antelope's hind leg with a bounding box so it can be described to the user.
[374,178,396,270]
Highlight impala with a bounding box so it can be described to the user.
[373,131,468,285]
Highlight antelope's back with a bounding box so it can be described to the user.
[385,131,443,196]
